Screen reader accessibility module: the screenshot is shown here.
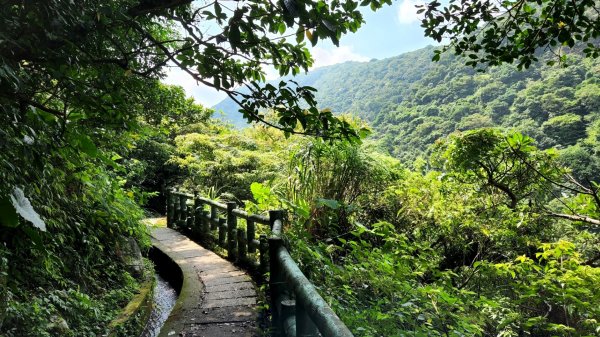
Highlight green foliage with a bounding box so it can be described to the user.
[291,224,484,337]
[542,114,586,145]
[168,122,291,202]
[247,128,599,337]
[0,4,214,331]
[5,2,600,336]
[420,0,600,68]
[282,134,402,239]
[165,101,600,337]
[216,47,600,176]
[432,129,560,209]
[475,242,600,336]
[558,144,600,183]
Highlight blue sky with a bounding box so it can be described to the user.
[164,0,438,106]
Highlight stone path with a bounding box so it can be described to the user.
[151,227,258,337]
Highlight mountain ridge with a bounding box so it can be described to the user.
[212,46,438,127]
[213,45,600,182]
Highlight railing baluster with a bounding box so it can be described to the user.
[269,235,284,337]
[193,192,200,210]
[247,219,256,253]
[201,210,210,236]
[226,202,237,260]
[238,227,247,261]
[166,192,174,228]
[281,299,297,337]
[259,234,268,277]
[179,196,186,222]
[218,218,227,248]
[210,205,218,230]
[186,205,193,230]
[177,197,187,228]
[194,205,203,236]
[230,228,238,261]
[296,296,318,337]
[172,194,179,226]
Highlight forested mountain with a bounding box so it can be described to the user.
[215,46,600,181]
[5,0,599,336]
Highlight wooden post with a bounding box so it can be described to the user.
[210,205,218,230]
[269,235,284,337]
[247,220,256,253]
[202,210,210,236]
[226,202,237,259]
[259,234,268,277]
[166,192,174,228]
[218,218,227,248]
[237,228,247,261]
[296,296,319,337]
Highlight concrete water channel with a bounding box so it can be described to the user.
[145,226,258,337]
[139,274,178,337]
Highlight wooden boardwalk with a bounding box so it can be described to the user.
[151,227,258,337]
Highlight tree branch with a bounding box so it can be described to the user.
[128,0,194,17]
[548,212,600,226]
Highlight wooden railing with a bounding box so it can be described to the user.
[167,191,270,273]
[166,190,354,337]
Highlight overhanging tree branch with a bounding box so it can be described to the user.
[128,0,194,17]
[548,212,600,226]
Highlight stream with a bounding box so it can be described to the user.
[138,273,178,337]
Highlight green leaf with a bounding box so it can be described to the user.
[229,24,241,47]
[0,196,19,228]
[296,28,305,43]
[78,136,98,157]
[316,198,340,210]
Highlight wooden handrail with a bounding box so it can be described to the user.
[269,214,353,337]
[166,190,269,270]
[165,190,354,337]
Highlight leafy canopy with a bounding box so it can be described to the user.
[2,0,392,141]
[420,0,600,68]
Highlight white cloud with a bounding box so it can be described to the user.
[162,45,369,105]
[397,0,425,25]
[163,67,227,107]
[310,45,369,69]
[262,65,280,81]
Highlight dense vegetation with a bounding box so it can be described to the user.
[2,0,600,336]
[212,44,600,337]
[1,0,369,334]
[216,46,600,181]
[165,118,600,336]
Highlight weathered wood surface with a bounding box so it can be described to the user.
[151,227,258,337]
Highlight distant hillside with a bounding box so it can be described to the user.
[212,63,360,128]
[213,47,438,126]
[214,45,600,181]
[212,96,248,129]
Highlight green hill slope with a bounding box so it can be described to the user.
[214,46,600,180]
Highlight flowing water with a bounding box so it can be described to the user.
[139,273,178,337]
